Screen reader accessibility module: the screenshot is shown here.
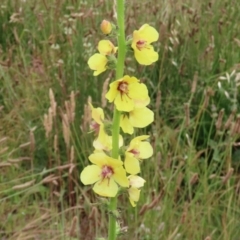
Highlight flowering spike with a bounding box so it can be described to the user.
[79,1,158,238]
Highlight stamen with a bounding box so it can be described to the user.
[117,81,131,101]
[117,81,129,94]
[129,149,140,157]
[102,165,114,179]
[90,121,100,134]
[136,40,146,50]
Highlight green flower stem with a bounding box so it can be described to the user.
[115,0,126,80]
[108,0,126,239]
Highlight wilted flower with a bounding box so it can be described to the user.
[128,175,146,207]
[90,103,123,151]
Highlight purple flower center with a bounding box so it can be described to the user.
[136,40,146,50]
[117,81,129,94]
[90,121,100,134]
[129,149,140,157]
[101,165,114,179]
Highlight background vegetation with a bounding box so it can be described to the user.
[1,0,240,239]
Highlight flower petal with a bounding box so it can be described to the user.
[88,53,108,76]
[129,82,149,101]
[80,165,101,185]
[139,141,153,159]
[113,167,129,187]
[133,97,150,108]
[128,187,140,207]
[124,75,139,84]
[105,156,123,168]
[130,135,150,143]
[93,178,118,197]
[114,93,134,112]
[127,135,149,152]
[90,104,104,124]
[130,107,154,128]
[93,125,112,151]
[124,153,140,174]
[134,47,158,65]
[128,175,146,188]
[105,81,119,102]
[120,114,134,134]
[98,40,115,55]
[88,151,108,166]
[127,135,153,160]
[129,199,136,207]
[137,24,159,43]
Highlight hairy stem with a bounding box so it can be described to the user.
[108,0,126,239]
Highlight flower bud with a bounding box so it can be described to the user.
[100,20,112,35]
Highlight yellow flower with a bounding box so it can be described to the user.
[120,107,154,134]
[88,54,107,76]
[131,24,159,65]
[80,151,129,197]
[89,103,111,150]
[90,104,123,151]
[124,135,153,174]
[100,20,112,35]
[98,40,117,55]
[105,75,150,112]
[128,175,146,207]
[93,126,112,151]
[90,103,104,126]
[88,40,117,76]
